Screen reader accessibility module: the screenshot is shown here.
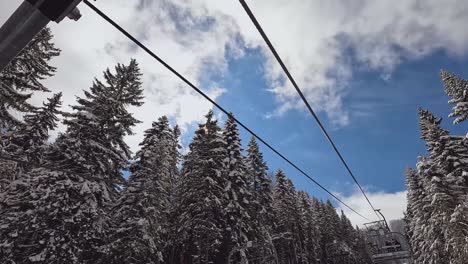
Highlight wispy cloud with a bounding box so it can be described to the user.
[0,0,238,151]
[198,0,468,126]
[335,187,407,227]
[2,0,468,150]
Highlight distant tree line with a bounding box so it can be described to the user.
[0,29,372,264]
[405,70,468,264]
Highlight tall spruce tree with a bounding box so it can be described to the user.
[0,93,62,192]
[169,125,181,201]
[272,170,300,263]
[106,116,178,264]
[0,60,144,263]
[321,199,342,262]
[311,197,325,262]
[0,93,62,164]
[165,125,181,263]
[406,70,468,264]
[222,114,252,263]
[0,28,60,127]
[446,202,468,264]
[174,110,227,263]
[353,227,373,264]
[297,190,319,264]
[421,109,468,261]
[413,157,435,263]
[405,167,422,258]
[441,70,468,124]
[245,136,276,263]
[408,108,468,263]
[418,109,452,263]
[246,136,274,226]
[54,59,144,190]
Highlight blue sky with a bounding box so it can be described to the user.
[209,46,468,197]
[2,0,467,225]
[189,40,468,224]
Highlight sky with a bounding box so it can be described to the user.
[1,0,468,226]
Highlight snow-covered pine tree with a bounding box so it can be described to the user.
[246,136,274,226]
[421,108,468,261]
[221,114,252,263]
[353,226,373,264]
[409,134,468,264]
[440,70,468,124]
[0,93,62,192]
[446,202,468,264]
[405,167,421,257]
[406,71,468,264]
[165,124,181,263]
[0,60,144,263]
[174,110,227,263]
[169,124,181,200]
[272,170,300,263]
[245,136,276,263]
[410,156,435,263]
[55,59,144,192]
[0,93,62,165]
[433,136,468,262]
[285,182,307,264]
[338,210,372,263]
[320,199,342,262]
[339,210,354,246]
[106,116,178,264]
[417,108,454,263]
[0,28,60,127]
[311,197,325,262]
[297,190,319,264]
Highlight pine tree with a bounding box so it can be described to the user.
[0,93,62,165]
[272,170,300,263]
[413,108,468,263]
[353,227,373,264]
[245,136,276,263]
[222,114,252,263]
[53,59,144,191]
[246,136,274,225]
[412,157,436,263]
[106,116,178,264]
[441,70,468,124]
[165,124,181,263]
[297,191,319,264]
[406,71,468,264]
[311,197,325,262]
[405,167,421,258]
[446,202,468,264]
[0,28,60,127]
[0,60,144,263]
[169,125,181,201]
[321,199,342,262]
[339,210,354,246]
[174,110,227,263]
[0,93,62,192]
[418,109,452,263]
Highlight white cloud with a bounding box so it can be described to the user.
[0,0,236,151]
[191,0,468,126]
[2,0,468,148]
[243,0,468,126]
[336,188,407,227]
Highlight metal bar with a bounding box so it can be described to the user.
[0,2,50,71]
[0,2,36,42]
[375,209,390,231]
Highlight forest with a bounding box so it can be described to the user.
[2,16,468,264]
[0,29,372,263]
